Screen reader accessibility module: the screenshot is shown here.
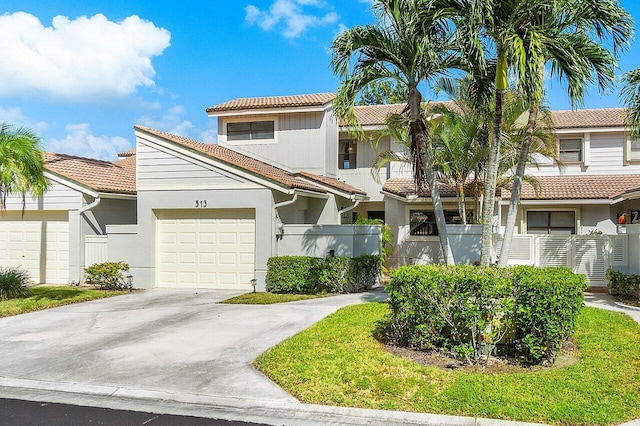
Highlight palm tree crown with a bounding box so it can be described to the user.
[0,123,48,212]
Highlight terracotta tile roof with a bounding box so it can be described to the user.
[345,101,457,127]
[206,93,336,113]
[550,108,626,129]
[501,175,640,200]
[134,126,366,196]
[298,171,367,196]
[44,152,136,195]
[382,178,459,198]
[117,148,136,158]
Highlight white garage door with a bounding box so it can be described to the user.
[156,209,255,289]
[0,212,69,284]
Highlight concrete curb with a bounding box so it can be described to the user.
[0,377,545,426]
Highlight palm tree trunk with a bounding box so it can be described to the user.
[480,89,505,265]
[457,181,467,225]
[408,87,454,265]
[498,100,540,267]
[481,52,508,266]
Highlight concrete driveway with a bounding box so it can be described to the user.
[0,289,385,406]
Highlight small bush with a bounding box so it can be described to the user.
[0,267,32,301]
[606,268,640,299]
[266,256,323,294]
[85,262,131,290]
[382,265,587,365]
[266,255,380,294]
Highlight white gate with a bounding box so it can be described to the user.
[496,234,628,286]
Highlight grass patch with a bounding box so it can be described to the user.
[220,292,329,305]
[0,286,128,317]
[255,303,640,425]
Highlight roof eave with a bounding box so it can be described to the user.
[206,102,334,117]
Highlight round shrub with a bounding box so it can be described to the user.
[382,265,587,365]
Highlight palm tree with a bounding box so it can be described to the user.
[497,0,632,266]
[331,0,460,265]
[444,0,632,265]
[430,108,487,224]
[621,68,640,137]
[0,123,48,213]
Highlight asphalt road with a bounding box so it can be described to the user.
[0,398,268,426]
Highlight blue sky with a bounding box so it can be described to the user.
[1,0,640,160]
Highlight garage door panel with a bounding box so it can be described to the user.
[0,214,69,284]
[157,209,255,289]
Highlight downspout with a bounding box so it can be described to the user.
[339,199,360,217]
[273,193,298,255]
[75,197,101,284]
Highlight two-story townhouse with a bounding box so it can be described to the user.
[206,93,640,283]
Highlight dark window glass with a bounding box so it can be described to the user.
[227,121,274,141]
[527,211,575,234]
[559,138,582,162]
[368,211,385,221]
[409,210,467,236]
[339,139,357,169]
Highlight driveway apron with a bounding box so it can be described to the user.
[0,289,384,404]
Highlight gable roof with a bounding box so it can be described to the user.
[134,126,366,198]
[44,152,136,195]
[206,93,336,114]
[298,171,367,196]
[344,99,627,130]
[501,175,640,201]
[382,178,460,198]
[550,108,626,129]
[384,175,640,202]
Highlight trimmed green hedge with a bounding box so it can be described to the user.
[382,265,587,365]
[266,255,380,294]
[606,268,640,299]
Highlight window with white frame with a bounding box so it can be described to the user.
[526,210,576,234]
[339,139,357,169]
[409,210,467,236]
[558,138,583,162]
[227,121,274,141]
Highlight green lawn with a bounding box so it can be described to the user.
[0,286,128,317]
[255,303,640,425]
[220,292,329,305]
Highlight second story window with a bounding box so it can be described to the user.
[339,139,357,169]
[227,121,274,141]
[559,138,583,162]
[630,139,640,161]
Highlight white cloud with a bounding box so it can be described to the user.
[0,105,49,134]
[48,124,131,160]
[245,0,339,38]
[200,128,218,143]
[0,12,171,100]
[137,104,193,136]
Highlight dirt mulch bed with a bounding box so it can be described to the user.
[614,296,640,308]
[383,338,580,374]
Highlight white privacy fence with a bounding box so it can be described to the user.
[85,235,108,267]
[277,224,381,258]
[495,234,628,286]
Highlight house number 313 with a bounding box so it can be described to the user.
[195,200,208,208]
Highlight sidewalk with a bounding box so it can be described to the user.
[584,291,640,325]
